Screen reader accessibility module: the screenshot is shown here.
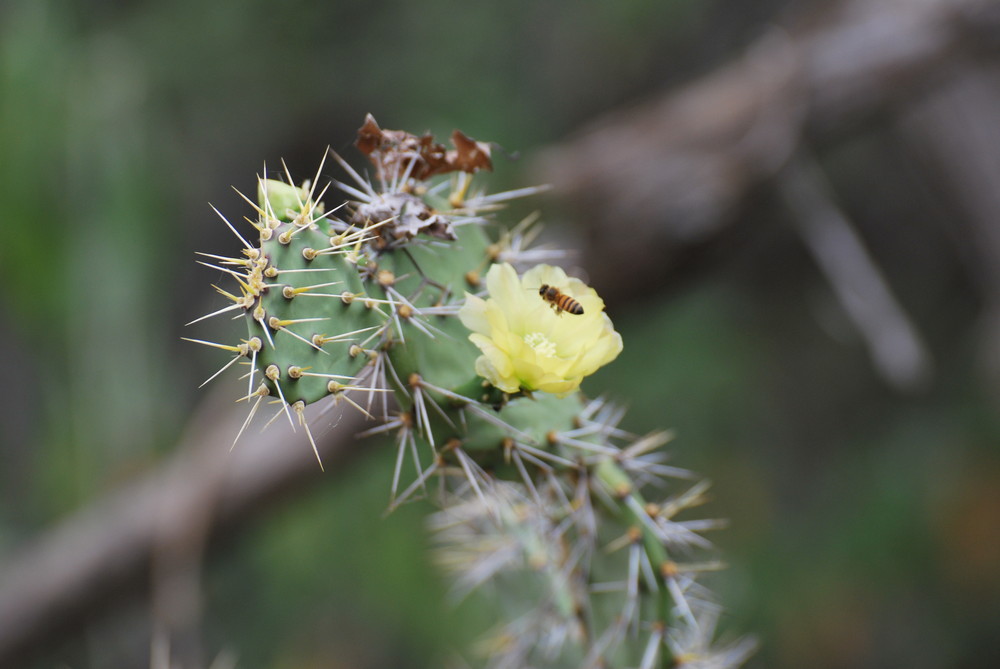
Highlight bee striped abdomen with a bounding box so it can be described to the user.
[539,284,584,315]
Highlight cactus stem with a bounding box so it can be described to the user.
[210,203,254,250]
[400,248,452,296]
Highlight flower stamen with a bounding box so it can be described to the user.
[524,332,557,358]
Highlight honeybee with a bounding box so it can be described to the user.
[538,284,584,315]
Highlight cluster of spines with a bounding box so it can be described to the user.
[185,157,400,466]
[428,396,756,669]
[187,121,751,668]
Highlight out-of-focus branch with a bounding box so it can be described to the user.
[0,387,369,667]
[776,152,933,391]
[899,62,1000,396]
[536,0,1000,299]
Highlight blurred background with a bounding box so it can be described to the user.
[1,0,999,667]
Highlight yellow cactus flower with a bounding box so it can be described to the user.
[459,263,622,397]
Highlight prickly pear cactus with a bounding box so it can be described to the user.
[188,115,754,668]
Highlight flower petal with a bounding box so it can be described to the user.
[461,263,622,396]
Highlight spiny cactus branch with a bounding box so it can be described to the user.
[186,116,752,668]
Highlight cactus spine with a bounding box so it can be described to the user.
[188,115,753,668]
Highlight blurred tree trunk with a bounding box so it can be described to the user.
[537,0,999,295]
[536,0,1000,391]
[0,389,366,668]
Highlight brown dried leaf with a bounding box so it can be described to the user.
[354,115,493,182]
[354,113,385,156]
[448,130,493,173]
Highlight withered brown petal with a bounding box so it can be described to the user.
[353,115,495,181]
[449,129,493,172]
[355,114,384,156]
